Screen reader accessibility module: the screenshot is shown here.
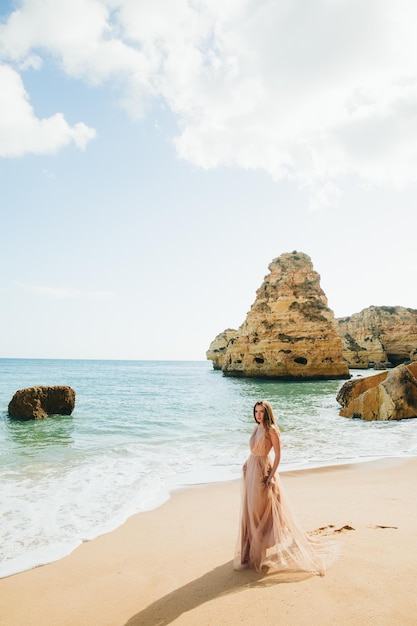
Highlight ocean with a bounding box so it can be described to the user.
[1,358,416,579]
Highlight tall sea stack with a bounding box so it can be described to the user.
[207,251,349,380]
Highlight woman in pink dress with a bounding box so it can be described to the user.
[234,400,333,575]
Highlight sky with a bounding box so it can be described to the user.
[1,0,417,361]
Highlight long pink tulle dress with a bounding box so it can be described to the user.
[234,425,333,575]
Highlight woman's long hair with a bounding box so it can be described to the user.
[253,400,279,432]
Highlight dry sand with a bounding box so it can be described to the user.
[1,457,416,626]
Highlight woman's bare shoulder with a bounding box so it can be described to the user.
[269,424,280,438]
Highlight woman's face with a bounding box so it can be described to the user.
[254,404,265,425]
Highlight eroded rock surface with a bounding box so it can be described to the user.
[8,385,76,420]
[337,306,417,369]
[206,329,238,370]
[207,251,349,379]
[336,362,417,420]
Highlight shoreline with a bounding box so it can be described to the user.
[0,452,409,582]
[0,453,415,581]
[2,358,416,590]
[1,456,417,625]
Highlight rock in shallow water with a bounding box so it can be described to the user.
[8,385,76,420]
[336,362,417,421]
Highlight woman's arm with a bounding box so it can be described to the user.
[265,427,281,486]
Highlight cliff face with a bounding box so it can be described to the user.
[337,306,417,368]
[207,251,349,380]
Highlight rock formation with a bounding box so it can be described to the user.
[206,251,350,379]
[206,329,237,370]
[336,362,417,421]
[337,306,417,369]
[8,386,76,420]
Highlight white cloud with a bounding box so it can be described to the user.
[19,54,42,70]
[0,64,96,156]
[1,0,417,198]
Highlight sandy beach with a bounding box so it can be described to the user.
[1,457,416,626]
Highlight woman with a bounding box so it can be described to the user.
[234,400,333,575]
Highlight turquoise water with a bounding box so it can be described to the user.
[1,358,416,578]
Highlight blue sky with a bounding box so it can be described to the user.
[1,0,417,360]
